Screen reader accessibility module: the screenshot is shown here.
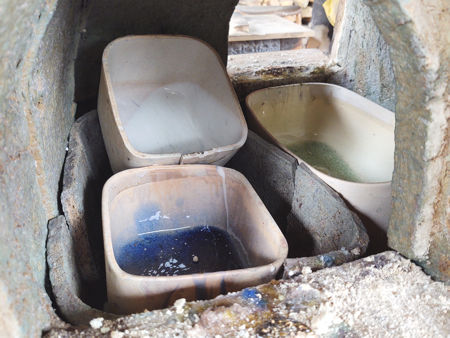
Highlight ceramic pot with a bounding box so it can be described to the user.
[102,165,288,314]
[246,83,395,233]
[98,35,247,173]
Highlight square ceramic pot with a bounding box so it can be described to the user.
[98,35,247,173]
[246,83,395,232]
[102,165,288,314]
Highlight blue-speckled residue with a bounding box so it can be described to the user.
[320,254,335,267]
[116,225,250,276]
[241,288,267,308]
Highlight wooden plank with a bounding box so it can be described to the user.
[229,14,314,42]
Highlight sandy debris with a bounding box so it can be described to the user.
[46,252,449,337]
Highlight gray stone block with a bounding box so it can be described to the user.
[365,0,449,282]
[47,216,118,325]
[61,110,112,295]
[0,0,80,333]
[228,131,368,267]
[227,49,332,105]
[228,130,297,234]
[329,0,397,112]
[27,0,80,218]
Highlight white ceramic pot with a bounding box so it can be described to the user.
[102,165,288,314]
[246,83,395,233]
[98,35,247,173]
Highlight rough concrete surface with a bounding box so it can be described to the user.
[228,131,368,259]
[228,38,305,55]
[227,49,331,104]
[0,0,79,335]
[0,1,241,334]
[47,216,118,325]
[0,0,448,335]
[45,251,450,337]
[365,0,449,281]
[28,0,80,219]
[61,111,112,287]
[329,0,397,112]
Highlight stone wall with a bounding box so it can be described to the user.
[0,1,240,335]
[330,0,397,112]
[0,0,80,336]
[0,0,447,335]
[365,0,449,282]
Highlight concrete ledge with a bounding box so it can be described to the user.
[46,251,450,337]
[227,49,332,103]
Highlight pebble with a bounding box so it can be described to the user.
[174,298,186,314]
[351,247,361,256]
[89,317,104,329]
[302,266,312,275]
[100,327,110,334]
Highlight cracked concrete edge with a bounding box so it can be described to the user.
[229,131,369,260]
[47,215,119,326]
[365,0,449,281]
[283,247,364,279]
[60,111,103,283]
[293,162,369,253]
[227,49,333,104]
